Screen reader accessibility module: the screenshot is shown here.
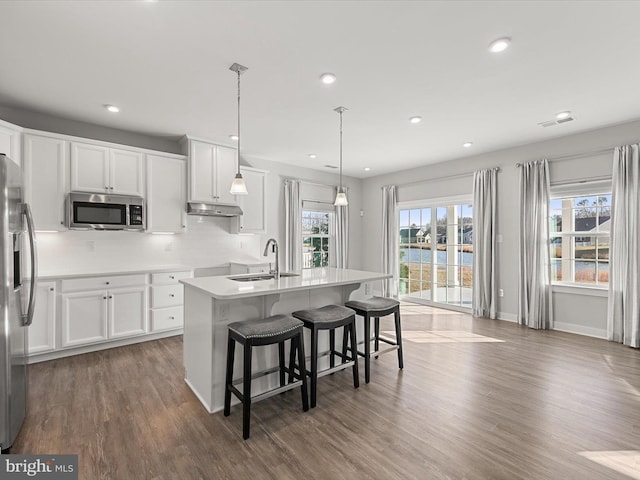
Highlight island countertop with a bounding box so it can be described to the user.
[180,267,390,300]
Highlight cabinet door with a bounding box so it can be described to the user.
[237,167,267,234]
[23,134,68,231]
[109,286,148,339]
[189,140,215,202]
[146,154,186,233]
[61,291,108,347]
[110,149,144,196]
[70,142,109,193]
[215,145,239,205]
[28,281,56,354]
[0,122,21,164]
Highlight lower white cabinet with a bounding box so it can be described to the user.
[60,275,148,348]
[28,281,56,354]
[150,270,192,332]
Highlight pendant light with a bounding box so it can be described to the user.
[229,63,248,195]
[334,106,348,206]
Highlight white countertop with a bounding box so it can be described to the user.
[38,264,194,280]
[180,267,390,300]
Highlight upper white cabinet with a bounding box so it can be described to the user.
[235,166,268,234]
[23,133,68,231]
[185,137,238,205]
[146,154,187,233]
[0,120,22,164]
[71,142,144,196]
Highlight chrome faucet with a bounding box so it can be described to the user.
[263,238,280,279]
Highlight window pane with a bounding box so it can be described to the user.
[574,207,597,232]
[596,237,609,260]
[399,210,409,227]
[409,209,421,227]
[575,261,596,284]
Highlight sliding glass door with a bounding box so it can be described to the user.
[399,203,473,308]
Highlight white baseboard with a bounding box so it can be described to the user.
[497,312,518,323]
[184,378,216,414]
[553,322,607,339]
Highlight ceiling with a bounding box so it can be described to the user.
[1,1,639,178]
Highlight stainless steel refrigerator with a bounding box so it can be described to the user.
[0,153,37,452]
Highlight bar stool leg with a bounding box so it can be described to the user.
[329,329,336,369]
[374,316,380,358]
[242,344,253,439]
[310,327,318,408]
[278,341,285,387]
[364,313,371,384]
[288,338,297,384]
[348,321,360,388]
[296,333,310,411]
[224,336,235,417]
[394,307,404,369]
[342,326,348,363]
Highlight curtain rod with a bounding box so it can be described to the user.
[515,146,614,167]
[283,177,347,190]
[383,166,500,190]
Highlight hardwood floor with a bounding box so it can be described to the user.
[13,303,640,479]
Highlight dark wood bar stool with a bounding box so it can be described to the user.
[224,315,309,439]
[291,305,359,408]
[345,297,403,383]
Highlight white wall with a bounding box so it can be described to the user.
[360,118,640,337]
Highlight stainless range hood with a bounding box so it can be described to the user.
[187,202,243,217]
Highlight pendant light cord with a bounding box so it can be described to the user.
[236,68,241,176]
[339,108,343,192]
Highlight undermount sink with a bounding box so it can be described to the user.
[228,272,299,282]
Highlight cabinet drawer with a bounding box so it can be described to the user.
[151,271,193,285]
[61,274,147,292]
[151,285,183,308]
[151,307,183,331]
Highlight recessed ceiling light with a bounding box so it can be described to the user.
[364,167,371,171]
[463,142,473,148]
[488,37,511,53]
[229,134,239,141]
[308,154,317,159]
[320,73,337,85]
[105,104,120,113]
[556,111,571,120]
[409,116,422,124]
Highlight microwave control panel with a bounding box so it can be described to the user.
[129,204,144,226]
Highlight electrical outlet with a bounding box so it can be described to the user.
[498,289,504,297]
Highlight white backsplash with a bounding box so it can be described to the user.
[36,215,263,275]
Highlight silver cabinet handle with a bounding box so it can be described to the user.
[50,287,54,292]
[105,186,109,190]
[106,281,110,285]
[109,187,114,190]
[103,296,107,300]
[169,316,175,320]
[108,295,113,299]
[169,275,175,280]
[169,294,175,297]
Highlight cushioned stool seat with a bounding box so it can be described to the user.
[291,305,359,408]
[224,315,309,439]
[345,297,403,383]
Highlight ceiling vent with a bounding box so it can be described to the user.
[324,164,338,169]
[538,116,576,128]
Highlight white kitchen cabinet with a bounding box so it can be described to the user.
[60,274,148,348]
[149,270,192,332]
[109,286,148,339]
[61,290,108,347]
[0,120,22,164]
[186,138,239,205]
[23,133,68,231]
[71,142,144,196]
[28,281,56,354]
[235,166,267,234]
[146,154,187,233]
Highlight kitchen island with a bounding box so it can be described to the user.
[180,267,390,413]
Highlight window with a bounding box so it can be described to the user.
[398,202,473,307]
[549,192,610,286]
[302,210,331,268]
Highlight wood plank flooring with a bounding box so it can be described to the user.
[12,303,640,479]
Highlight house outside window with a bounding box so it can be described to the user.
[302,209,331,268]
[549,190,611,286]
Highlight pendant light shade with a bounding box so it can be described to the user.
[229,63,248,195]
[334,106,348,206]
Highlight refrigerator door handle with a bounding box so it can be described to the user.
[22,203,38,326]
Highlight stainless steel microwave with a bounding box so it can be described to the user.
[66,192,145,231]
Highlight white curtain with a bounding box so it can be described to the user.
[518,159,553,329]
[284,179,302,271]
[334,189,349,268]
[472,168,498,319]
[607,144,640,348]
[382,185,398,298]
